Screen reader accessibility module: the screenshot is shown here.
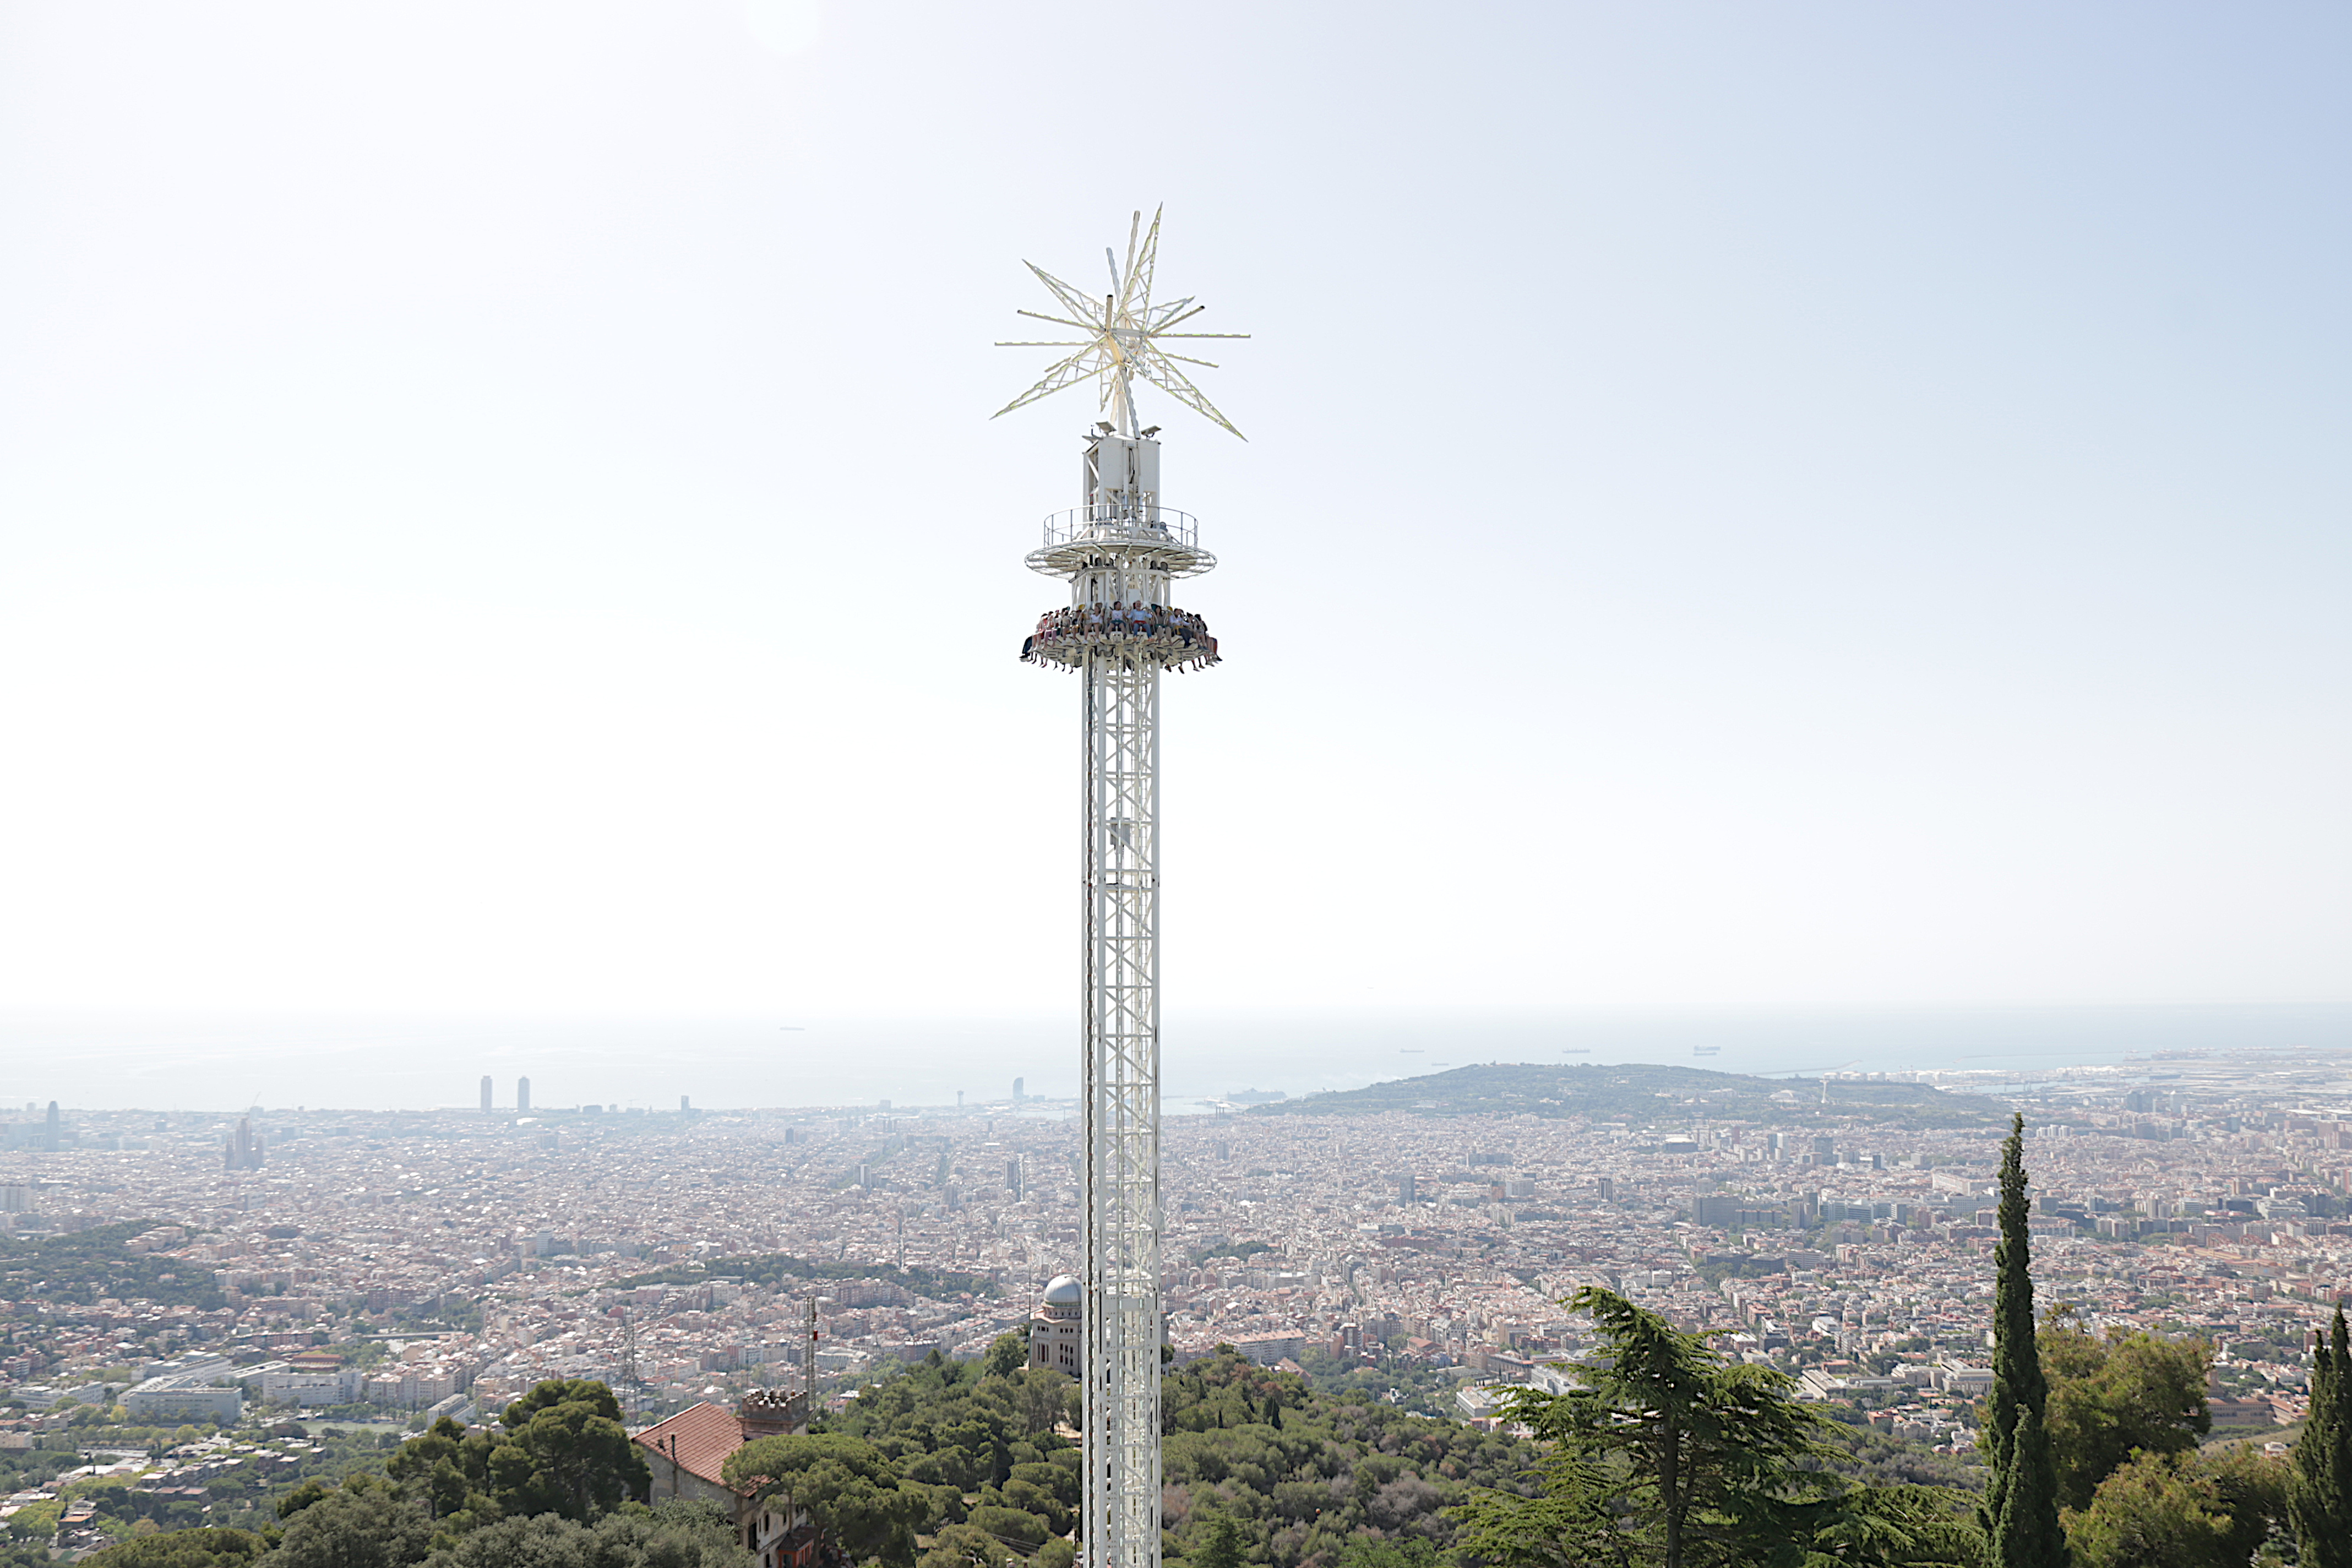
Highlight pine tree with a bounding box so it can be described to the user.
[2290,1305,2352,1568]
[1983,1113,2067,1568]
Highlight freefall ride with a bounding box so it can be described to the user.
[995,208,1248,1568]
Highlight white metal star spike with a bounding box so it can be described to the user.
[993,205,1251,440]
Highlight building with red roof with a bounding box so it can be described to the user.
[634,1389,816,1568]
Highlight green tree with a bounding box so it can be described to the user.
[83,1528,266,1568]
[1445,1447,1621,1568]
[2064,1452,2234,1568]
[276,1481,332,1521]
[721,1433,928,1567]
[484,1379,649,1521]
[1451,1287,1974,1568]
[2040,1315,2210,1510]
[917,1522,1012,1568]
[1188,1510,1246,1568]
[1784,1483,1984,1566]
[262,1482,434,1568]
[1016,1368,1070,1436]
[1984,1114,2067,1568]
[982,1333,1027,1380]
[1550,1287,1835,1567]
[965,1504,1046,1550]
[415,1499,749,1568]
[2200,1445,2290,1567]
[2293,1306,2352,1568]
[384,1417,496,1525]
[1328,1539,1439,1568]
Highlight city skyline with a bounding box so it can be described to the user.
[5,1000,2351,1114]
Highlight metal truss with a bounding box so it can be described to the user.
[997,209,1245,1568]
[1080,643,1162,1568]
[993,206,1251,441]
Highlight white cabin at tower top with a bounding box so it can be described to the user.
[1084,429,1161,520]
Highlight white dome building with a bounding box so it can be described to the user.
[1029,1274,1082,1376]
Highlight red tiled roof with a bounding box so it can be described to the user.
[633,1402,747,1491]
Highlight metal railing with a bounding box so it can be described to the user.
[1040,504,1199,550]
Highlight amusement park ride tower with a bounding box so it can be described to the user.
[995,208,1247,1568]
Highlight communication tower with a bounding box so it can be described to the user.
[995,206,1247,1568]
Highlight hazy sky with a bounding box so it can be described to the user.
[1,1,2345,1030]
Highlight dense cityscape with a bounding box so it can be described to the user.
[5,1049,2348,1529]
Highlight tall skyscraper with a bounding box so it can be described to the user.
[517,1077,531,1113]
[43,1101,59,1154]
[480,1076,493,1114]
[224,1117,264,1172]
[997,207,1246,1568]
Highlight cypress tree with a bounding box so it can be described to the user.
[1983,1112,2066,1568]
[1992,1404,2065,1568]
[2290,1305,2352,1568]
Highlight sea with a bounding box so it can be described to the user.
[3,1002,2346,1115]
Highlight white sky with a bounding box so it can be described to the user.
[1,1,2345,1028]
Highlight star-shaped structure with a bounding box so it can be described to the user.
[994,206,1250,440]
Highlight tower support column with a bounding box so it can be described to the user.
[1081,646,1161,1568]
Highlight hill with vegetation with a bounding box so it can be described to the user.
[824,1339,1537,1568]
[1250,1062,2011,1128]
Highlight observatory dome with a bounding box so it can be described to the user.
[1043,1275,1082,1308]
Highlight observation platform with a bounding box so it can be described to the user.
[1020,604,1221,673]
[1025,504,1216,580]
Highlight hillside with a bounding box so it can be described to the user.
[1249,1061,2010,1128]
[828,1342,1537,1567]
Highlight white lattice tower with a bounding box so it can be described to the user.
[998,208,1242,1568]
[1020,437,1218,1568]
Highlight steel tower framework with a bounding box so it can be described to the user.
[997,208,1245,1568]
